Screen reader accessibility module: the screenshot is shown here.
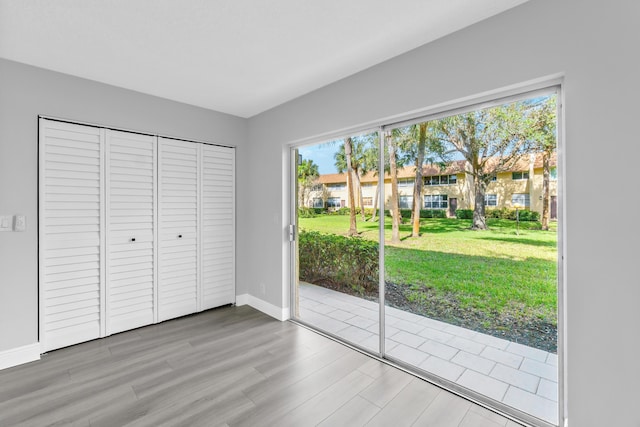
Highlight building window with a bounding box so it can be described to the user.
[550,167,557,181]
[512,171,529,180]
[399,195,413,209]
[398,178,413,187]
[425,174,457,186]
[327,197,341,208]
[327,183,346,190]
[312,198,324,208]
[363,197,373,207]
[484,194,497,207]
[424,194,447,209]
[362,182,375,188]
[511,193,530,208]
[310,184,323,192]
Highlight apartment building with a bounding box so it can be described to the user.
[310,153,557,217]
[1,1,639,426]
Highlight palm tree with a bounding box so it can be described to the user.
[403,122,446,237]
[526,95,557,230]
[343,137,358,235]
[297,158,319,208]
[359,135,382,221]
[387,131,402,244]
[411,123,427,237]
[335,135,372,222]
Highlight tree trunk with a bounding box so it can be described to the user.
[354,168,366,221]
[370,181,379,222]
[541,150,550,231]
[345,137,358,236]
[299,185,307,208]
[411,123,427,237]
[472,178,488,230]
[389,137,401,244]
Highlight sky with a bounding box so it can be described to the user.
[297,143,340,175]
[296,94,554,176]
[297,139,461,176]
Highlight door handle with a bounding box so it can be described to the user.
[130,237,136,242]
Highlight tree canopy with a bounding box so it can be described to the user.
[432,98,551,229]
[297,157,319,208]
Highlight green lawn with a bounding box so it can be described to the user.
[298,214,558,350]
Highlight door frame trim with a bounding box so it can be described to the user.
[287,78,565,427]
[38,116,236,352]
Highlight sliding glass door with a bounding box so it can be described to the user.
[291,89,561,427]
[292,132,381,354]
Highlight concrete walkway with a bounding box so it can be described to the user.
[298,282,558,425]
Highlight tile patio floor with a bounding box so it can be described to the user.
[298,282,558,425]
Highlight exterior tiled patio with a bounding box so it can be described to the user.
[298,282,558,425]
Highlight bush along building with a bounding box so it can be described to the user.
[306,152,557,220]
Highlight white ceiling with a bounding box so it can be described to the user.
[0,0,527,118]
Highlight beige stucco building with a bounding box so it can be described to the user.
[307,153,557,218]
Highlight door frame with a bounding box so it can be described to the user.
[288,81,566,427]
[38,115,236,352]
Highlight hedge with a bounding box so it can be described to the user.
[298,207,319,218]
[455,209,474,219]
[384,209,447,219]
[457,208,540,221]
[485,207,540,221]
[301,206,539,221]
[300,207,383,217]
[334,207,379,216]
[298,230,378,294]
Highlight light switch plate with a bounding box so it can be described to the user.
[14,215,26,232]
[0,215,12,232]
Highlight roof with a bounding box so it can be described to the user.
[316,152,557,184]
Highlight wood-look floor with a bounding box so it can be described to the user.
[0,305,523,427]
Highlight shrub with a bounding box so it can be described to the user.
[362,208,376,217]
[298,230,378,295]
[383,209,447,219]
[335,207,368,216]
[420,209,447,219]
[516,210,540,221]
[325,207,382,218]
[298,207,318,218]
[486,207,509,219]
[456,209,474,219]
[485,208,540,221]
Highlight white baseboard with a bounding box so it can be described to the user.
[236,294,290,321]
[0,343,41,370]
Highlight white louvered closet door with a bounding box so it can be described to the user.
[39,119,104,352]
[201,145,235,309]
[105,130,157,334]
[158,138,199,321]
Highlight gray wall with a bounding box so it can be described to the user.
[246,1,640,426]
[0,58,248,352]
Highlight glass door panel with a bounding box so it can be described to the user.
[292,132,381,354]
[382,94,559,425]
